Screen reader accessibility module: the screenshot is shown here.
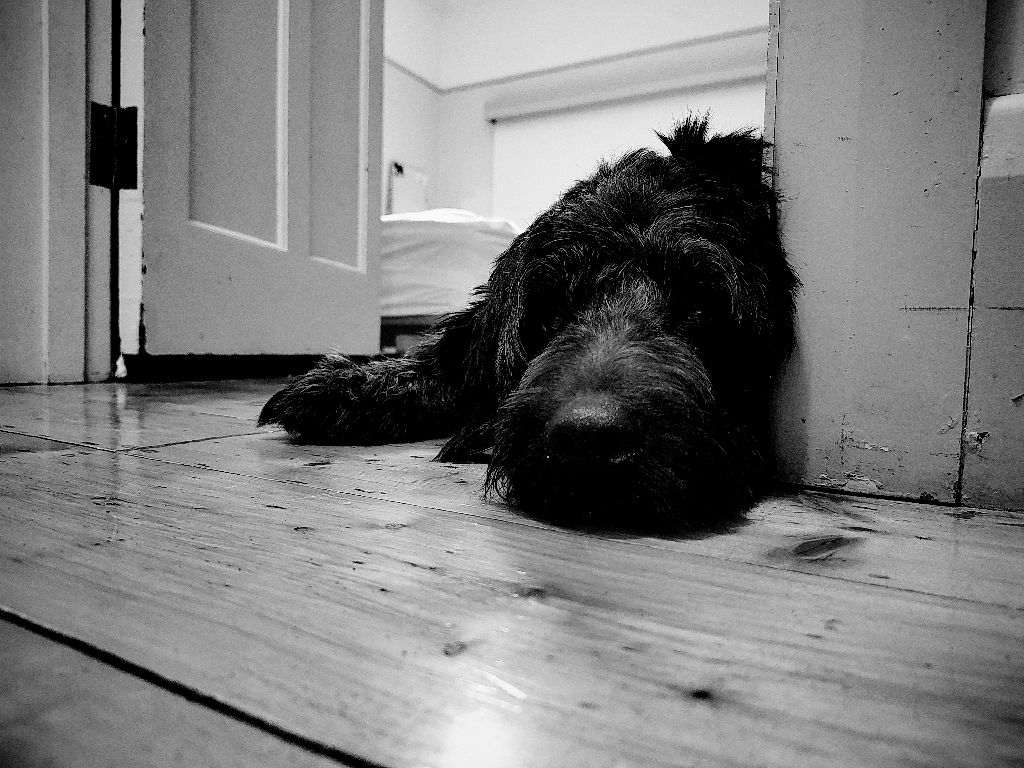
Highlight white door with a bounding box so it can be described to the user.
[143,0,383,356]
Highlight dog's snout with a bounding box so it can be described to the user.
[544,394,634,464]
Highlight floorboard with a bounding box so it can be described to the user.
[1,381,1021,768]
[148,434,1024,608]
[0,618,348,768]
[0,380,272,451]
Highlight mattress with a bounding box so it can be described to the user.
[380,209,519,317]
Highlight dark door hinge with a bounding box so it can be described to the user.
[89,102,138,190]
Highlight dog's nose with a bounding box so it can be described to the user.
[545,394,634,465]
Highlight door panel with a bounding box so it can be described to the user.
[189,0,283,247]
[143,0,383,356]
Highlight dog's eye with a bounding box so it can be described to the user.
[539,317,564,335]
[521,314,566,356]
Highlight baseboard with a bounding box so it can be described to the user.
[122,354,322,382]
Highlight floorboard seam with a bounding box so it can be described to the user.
[0,428,269,454]
[0,428,114,452]
[122,431,270,451]
[0,605,390,768]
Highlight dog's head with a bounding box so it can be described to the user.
[468,115,797,533]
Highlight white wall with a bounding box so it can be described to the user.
[434,88,495,215]
[384,0,770,219]
[382,0,444,210]
[381,62,441,209]
[438,0,768,88]
[384,0,443,85]
[492,80,766,229]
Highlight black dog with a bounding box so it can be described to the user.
[259,115,797,532]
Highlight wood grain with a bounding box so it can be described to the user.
[1,381,1022,768]
[0,618,344,768]
[150,434,1024,609]
[0,380,275,450]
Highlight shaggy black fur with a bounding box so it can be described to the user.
[259,114,797,533]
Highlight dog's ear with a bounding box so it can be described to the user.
[656,112,766,181]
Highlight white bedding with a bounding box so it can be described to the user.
[380,209,519,317]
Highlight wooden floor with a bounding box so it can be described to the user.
[1,381,1022,768]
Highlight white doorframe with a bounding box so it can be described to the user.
[118,0,145,362]
[0,0,90,384]
[85,0,116,382]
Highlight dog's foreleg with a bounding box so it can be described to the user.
[257,353,437,443]
[258,301,498,447]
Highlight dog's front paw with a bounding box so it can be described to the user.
[257,353,369,442]
[258,352,455,444]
